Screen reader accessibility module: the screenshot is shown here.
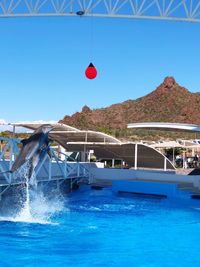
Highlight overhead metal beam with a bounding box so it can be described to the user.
[0,0,199,22]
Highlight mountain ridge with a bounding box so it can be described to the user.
[59,77,200,133]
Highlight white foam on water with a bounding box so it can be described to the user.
[0,215,53,225]
[0,191,63,225]
[12,189,64,224]
[16,170,32,221]
[0,162,64,225]
[88,225,98,229]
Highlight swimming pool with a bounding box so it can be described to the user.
[0,185,200,267]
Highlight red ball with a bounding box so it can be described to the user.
[85,63,97,79]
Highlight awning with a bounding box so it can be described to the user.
[13,121,175,170]
[127,122,200,133]
[13,121,121,144]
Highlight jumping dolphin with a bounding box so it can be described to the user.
[10,124,54,178]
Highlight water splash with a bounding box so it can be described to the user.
[13,189,63,224]
[14,161,33,222]
[0,161,64,224]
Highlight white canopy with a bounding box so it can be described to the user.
[13,122,175,170]
[13,121,121,144]
[127,122,200,133]
[150,140,200,149]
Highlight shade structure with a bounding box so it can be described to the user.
[150,140,200,149]
[13,121,120,144]
[13,122,175,170]
[63,142,174,170]
[127,122,200,133]
[13,121,79,132]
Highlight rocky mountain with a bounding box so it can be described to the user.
[59,77,200,138]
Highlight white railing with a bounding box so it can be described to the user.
[0,137,20,183]
[0,137,90,185]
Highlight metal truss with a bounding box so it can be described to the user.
[0,0,199,22]
[0,137,20,183]
[0,137,90,186]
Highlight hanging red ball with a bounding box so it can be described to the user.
[85,63,97,79]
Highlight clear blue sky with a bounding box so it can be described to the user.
[0,16,199,122]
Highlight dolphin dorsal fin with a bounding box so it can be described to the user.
[21,139,28,146]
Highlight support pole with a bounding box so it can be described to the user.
[134,144,138,170]
[112,158,115,168]
[77,162,80,177]
[84,132,88,162]
[164,157,167,171]
[12,125,15,138]
[192,148,195,157]
[172,147,175,165]
[9,140,14,183]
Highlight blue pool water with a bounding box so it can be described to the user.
[1,185,200,267]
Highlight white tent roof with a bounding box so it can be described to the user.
[64,142,175,170]
[151,141,184,148]
[127,122,200,132]
[12,121,175,170]
[13,121,121,144]
[150,140,200,148]
[13,121,80,132]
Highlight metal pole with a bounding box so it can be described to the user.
[83,145,86,162]
[183,150,186,169]
[164,157,167,171]
[134,143,138,170]
[84,132,88,162]
[9,139,13,183]
[0,140,2,153]
[12,125,15,138]
[112,158,115,168]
